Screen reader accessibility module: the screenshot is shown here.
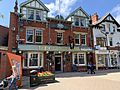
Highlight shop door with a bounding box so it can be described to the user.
[55,56,61,71]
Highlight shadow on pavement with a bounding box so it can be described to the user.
[55,69,120,78]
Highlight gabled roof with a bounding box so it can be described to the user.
[93,13,120,27]
[66,7,89,20]
[20,0,49,12]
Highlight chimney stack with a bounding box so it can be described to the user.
[91,13,98,24]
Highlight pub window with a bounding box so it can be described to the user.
[26,29,34,43]
[28,9,34,20]
[57,32,63,44]
[74,18,79,26]
[75,34,80,45]
[81,35,86,45]
[23,53,28,67]
[35,30,42,43]
[29,53,38,66]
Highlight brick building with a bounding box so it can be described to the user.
[8,0,94,75]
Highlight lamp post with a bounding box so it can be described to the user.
[116,42,120,69]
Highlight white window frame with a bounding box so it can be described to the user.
[81,34,86,45]
[35,30,43,44]
[57,32,63,44]
[75,34,80,45]
[23,52,43,68]
[72,53,86,66]
[26,29,34,43]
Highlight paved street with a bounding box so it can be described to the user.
[19,69,120,90]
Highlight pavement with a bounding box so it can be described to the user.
[19,69,120,90]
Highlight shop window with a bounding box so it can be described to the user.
[73,53,86,65]
[75,34,80,45]
[26,30,34,43]
[81,35,86,45]
[57,32,63,44]
[35,30,42,43]
[98,55,105,65]
[23,53,43,68]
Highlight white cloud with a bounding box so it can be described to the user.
[111,4,120,23]
[45,0,78,18]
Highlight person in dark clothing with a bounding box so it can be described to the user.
[87,62,95,74]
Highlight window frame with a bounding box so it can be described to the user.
[73,53,86,66]
[81,34,86,45]
[26,29,34,43]
[109,37,113,46]
[35,30,43,44]
[57,32,63,44]
[75,34,80,45]
[23,52,43,68]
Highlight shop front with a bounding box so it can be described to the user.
[95,50,109,70]
[18,45,93,75]
[109,50,119,68]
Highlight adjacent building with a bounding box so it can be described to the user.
[92,13,120,70]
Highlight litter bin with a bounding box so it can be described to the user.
[30,70,38,87]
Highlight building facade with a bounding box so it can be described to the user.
[8,0,94,75]
[92,13,120,70]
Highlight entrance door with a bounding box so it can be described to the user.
[55,56,61,71]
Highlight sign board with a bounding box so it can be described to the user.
[7,53,22,87]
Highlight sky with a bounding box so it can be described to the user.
[0,0,120,27]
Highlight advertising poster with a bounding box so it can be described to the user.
[7,53,22,87]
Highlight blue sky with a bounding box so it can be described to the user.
[0,0,120,27]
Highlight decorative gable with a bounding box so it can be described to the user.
[74,9,87,17]
[105,15,114,21]
[20,0,49,11]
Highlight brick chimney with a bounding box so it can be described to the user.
[91,13,98,24]
[14,0,18,13]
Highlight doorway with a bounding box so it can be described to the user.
[55,56,61,71]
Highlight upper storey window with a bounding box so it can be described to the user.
[20,0,49,21]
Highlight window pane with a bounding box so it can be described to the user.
[78,54,85,64]
[29,54,38,66]
[81,35,86,45]
[75,34,80,44]
[35,30,42,43]
[74,54,78,64]
[74,18,79,26]
[26,30,33,43]
[57,33,63,44]
[109,37,113,46]
[39,54,42,66]
[28,9,34,20]
[36,10,41,21]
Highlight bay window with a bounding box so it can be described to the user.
[73,53,86,65]
[35,30,42,43]
[23,52,43,68]
[26,30,34,43]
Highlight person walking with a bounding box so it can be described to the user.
[7,65,18,90]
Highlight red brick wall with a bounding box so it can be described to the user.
[0,25,9,46]
[8,12,19,52]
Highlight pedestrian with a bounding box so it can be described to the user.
[87,62,95,74]
[7,65,18,90]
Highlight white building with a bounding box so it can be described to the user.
[92,13,120,70]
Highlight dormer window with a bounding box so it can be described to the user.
[28,9,34,20]
[36,10,41,21]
